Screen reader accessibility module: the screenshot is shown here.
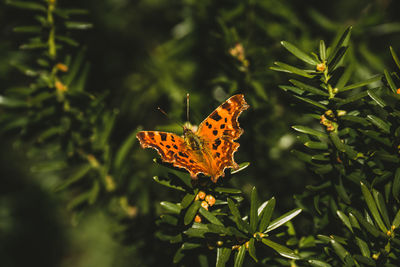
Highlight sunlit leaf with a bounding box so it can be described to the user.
[262,238,300,259]
[281,41,318,65]
[265,208,302,233]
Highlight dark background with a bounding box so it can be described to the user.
[1,0,400,266]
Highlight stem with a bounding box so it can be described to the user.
[47,0,56,59]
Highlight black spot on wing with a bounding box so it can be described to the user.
[166,145,171,149]
[224,118,227,123]
[148,132,155,140]
[222,102,231,111]
[220,124,225,129]
[178,152,189,158]
[173,144,178,149]
[213,130,218,136]
[212,138,221,150]
[160,133,167,141]
[208,124,212,129]
[210,111,222,121]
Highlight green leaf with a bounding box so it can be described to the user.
[214,187,242,194]
[184,222,208,237]
[372,189,390,228]
[250,187,259,233]
[367,89,387,108]
[216,247,231,267]
[390,46,400,71]
[258,197,276,232]
[158,215,178,226]
[360,129,391,147]
[198,207,224,226]
[231,162,250,174]
[6,0,46,11]
[65,21,93,30]
[329,132,345,152]
[339,75,382,92]
[353,255,375,266]
[281,41,318,65]
[228,198,250,233]
[160,201,181,214]
[67,191,91,210]
[234,245,246,267]
[182,242,202,250]
[329,46,348,70]
[337,210,353,232]
[248,238,257,262]
[384,69,397,93]
[114,128,141,169]
[340,115,370,127]
[336,91,369,106]
[392,209,400,228]
[13,26,41,33]
[54,164,92,192]
[153,176,186,192]
[392,168,400,202]
[265,208,302,233]
[271,62,315,78]
[335,63,354,90]
[360,183,387,232]
[279,85,304,95]
[184,201,201,225]
[307,259,332,267]
[293,95,328,110]
[319,40,327,61]
[367,115,390,134]
[292,125,327,138]
[291,149,314,164]
[56,35,79,47]
[181,192,197,209]
[173,248,184,264]
[261,238,300,260]
[0,95,26,108]
[355,237,370,257]
[289,80,329,96]
[304,141,328,150]
[328,26,352,63]
[330,238,349,262]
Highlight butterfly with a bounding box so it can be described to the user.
[136,94,249,183]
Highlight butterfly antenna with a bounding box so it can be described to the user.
[157,107,185,128]
[186,93,190,122]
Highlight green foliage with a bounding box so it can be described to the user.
[2,0,400,266]
[274,26,400,265]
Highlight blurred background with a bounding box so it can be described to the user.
[1,0,400,266]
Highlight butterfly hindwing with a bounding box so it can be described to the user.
[136,131,209,177]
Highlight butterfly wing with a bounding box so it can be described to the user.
[136,131,209,178]
[196,94,249,182]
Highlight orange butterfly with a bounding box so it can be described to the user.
[136,94,249,183]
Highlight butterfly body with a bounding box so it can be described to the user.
[137,94,249,183]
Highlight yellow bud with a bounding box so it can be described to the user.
[316,62,326,72]
[201,201,209,210]
[205,194,216,206]
[55,80,67,92]
[56,63,68,72]
[194,215,202,223]
[197,191,206,200]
